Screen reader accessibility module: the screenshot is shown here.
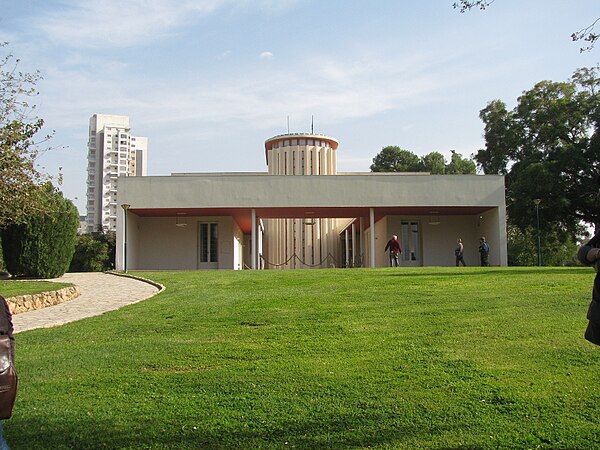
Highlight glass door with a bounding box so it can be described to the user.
[198,223,218,269]
[400,221,421,267]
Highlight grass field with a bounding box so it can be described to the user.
[0,280,72,298]
[5,267,600,449]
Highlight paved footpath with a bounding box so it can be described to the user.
[12,272,162,334]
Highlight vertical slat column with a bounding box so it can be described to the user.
[370,208,375,268]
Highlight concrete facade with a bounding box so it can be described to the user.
[115,142,508,270]
[86,114,148,233]
[264,134,342,269]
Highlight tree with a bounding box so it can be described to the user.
[446,150,477,174]
[507,224,579,266]
[69,234,109,272]
[421,151,446,174]
[370,146,422,172]
[1,184,79,278]
[453,1,599,52]
[0,43,55,226]
[475,66,600,237]
[371,147,476,174]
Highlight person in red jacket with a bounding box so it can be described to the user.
[384,235,402,267]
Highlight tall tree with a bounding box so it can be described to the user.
[446,150,477,174]
[371,147,476,174]
[0,43,55,226]
[475,66,600,235]
[370,146,422,172]
[421,151,446,174]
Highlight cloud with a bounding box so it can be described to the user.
[260,51,274,60]
[38,43,495,139]
[33,0,232,48]
[31,0,304,49]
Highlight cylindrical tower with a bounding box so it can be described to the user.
[263,133,341,269]
[265,133,339,175]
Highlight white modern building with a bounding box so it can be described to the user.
[116,133,507,271]
[86,114,148,233]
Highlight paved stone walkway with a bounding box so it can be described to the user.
[12,272,162,334]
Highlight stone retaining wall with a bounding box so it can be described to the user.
[6,286,81,315]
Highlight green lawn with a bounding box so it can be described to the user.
[0,280,72,298]
[6,267,600,449]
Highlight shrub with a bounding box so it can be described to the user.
[1,185,79,278]
[69,234,109,272]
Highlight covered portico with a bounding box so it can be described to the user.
[116,172,507,270]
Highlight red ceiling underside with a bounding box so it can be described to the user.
[130,206,493,234]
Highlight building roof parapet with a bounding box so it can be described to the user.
[264,133,339,151]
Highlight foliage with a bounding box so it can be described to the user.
[69,230,116,272]
[452,0,495,13]
[0,43,56,226]
[370,146,475,174]
[69,234,109,272]
[446,149,476,174]
[507,224,579,266]
[9,268,600,449]
[0,238,4,272]
[476,66,600,237]
[453,1,599,52]
[370,146,422,172]
[1,185,79,278]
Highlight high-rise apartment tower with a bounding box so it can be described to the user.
[86,114,147,232]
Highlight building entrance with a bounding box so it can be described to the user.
[198,223,218,269]
[400,221,421,266]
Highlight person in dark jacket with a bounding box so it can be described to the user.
[384,235,402,267]
[0,295,14,450]
[478,236,490,266]
[455,238,466,267]
[578,233,600,345]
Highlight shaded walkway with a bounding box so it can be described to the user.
[13,272,162,333]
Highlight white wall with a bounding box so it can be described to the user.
[116,173,507,270]
[121,216,238,270]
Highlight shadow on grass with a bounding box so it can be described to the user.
[6,413,471,449]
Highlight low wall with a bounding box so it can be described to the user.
[6,286,81,315]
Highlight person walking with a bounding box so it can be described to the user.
[455,238,466,267]
[478,236,490,266]
[384,235,402,267]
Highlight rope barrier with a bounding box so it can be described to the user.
[258,252,359,269]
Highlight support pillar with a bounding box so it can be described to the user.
[370,208,375,268]
[345,229,350,268]
[360,217,365,268]
[251,209,257,270]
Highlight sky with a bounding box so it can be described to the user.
[1,0,598,215]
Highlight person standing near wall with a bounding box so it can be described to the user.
[384,235,402,267]
[455,238,466,267]
[479,237,490,266]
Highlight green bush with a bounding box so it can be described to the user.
[1,185,79,278]
[69,234,109,272]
